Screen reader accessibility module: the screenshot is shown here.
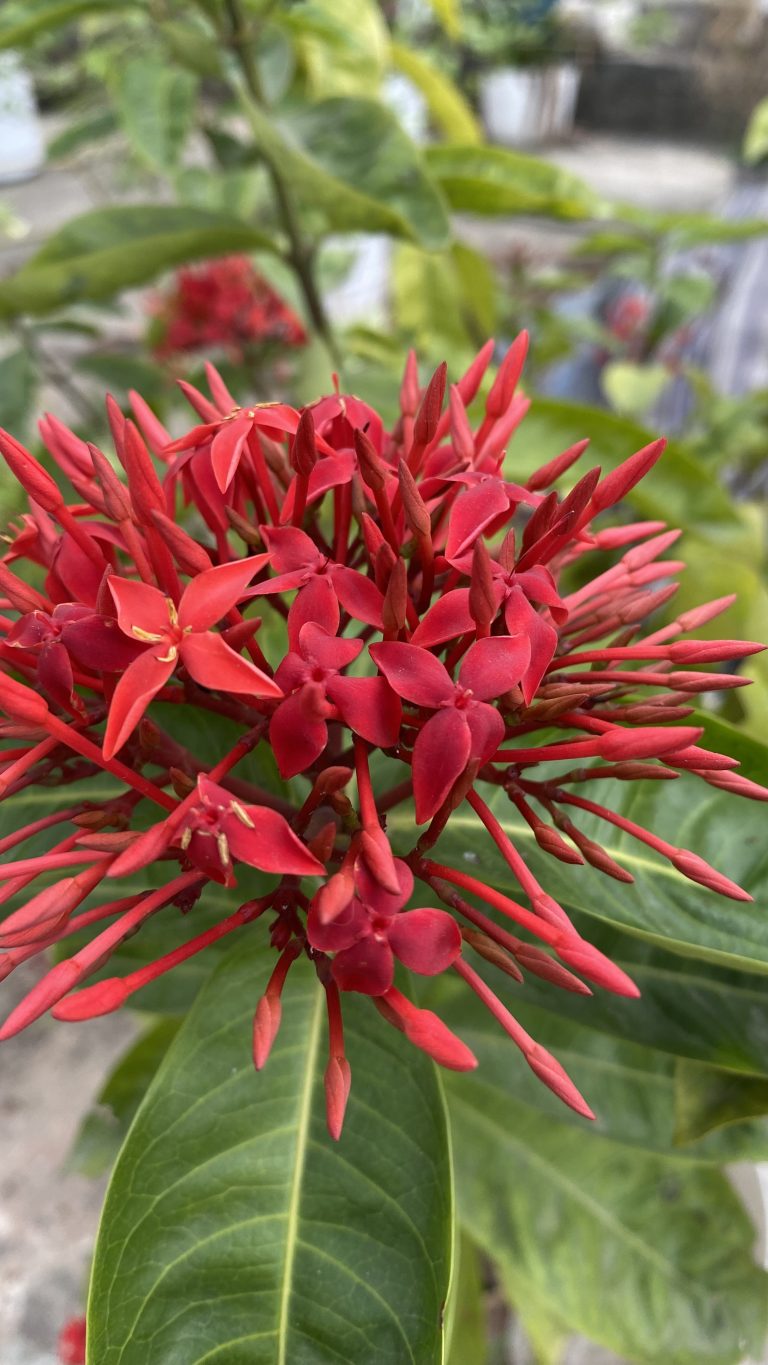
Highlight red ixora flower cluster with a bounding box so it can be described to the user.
[150,255,307,361]
[0,337,765,1141]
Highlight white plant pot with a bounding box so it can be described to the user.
[479,63,581,147]
[0,52,44,184]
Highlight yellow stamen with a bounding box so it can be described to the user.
[231,800,255,828]
[131,626,164,643]
[217,831,230,866]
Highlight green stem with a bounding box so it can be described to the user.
[223,0,342,372]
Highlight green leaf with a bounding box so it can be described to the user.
[284,0,388,98]
[242,95,451,249]
[601,360,670,421]
[428,978,768,1163]
[108,55,197,173]
[675,1059,768,1146]
[390,43,481,145]
[424,145,601,220]
[446,1234,487,1365]
[449,1085,768,1364]
[0,348,36,440]
[69,1017,181,1177]
[0,206,276,316]
[88,942,452,1364]
[46,110,119,162]
[0,0,135,48]
[511,398,739,536]
[744,98,768,166]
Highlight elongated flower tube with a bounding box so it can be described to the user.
[0,337,765,1141]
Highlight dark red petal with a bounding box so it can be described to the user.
[109,576,170,638]
[247,569,308,598]
[326,675,402,748]
[504,586,558,703]
[210,414,251,491]
[458,633,531,700]
[410,589,474,648]
[178,554,269,632]
[37,640,75,709]
[413,708,471,823]
[515,565,568,623]
[103,649,176,757]
[61,615,145,672]
[287,576,339,650]
[307,896,368,952]
[273,649,308,693]
[332,935,394,996]
[369,641,453,706]
[465,701,505,765]
[269,692,328,778]
[388,908,462,974]
[181,631,282,697]
[331,565,385,628]
[225,807,324,876]
[355,857,413,917]
[445,480,509,560]
[262,525,321,573]
[299,622,362,670]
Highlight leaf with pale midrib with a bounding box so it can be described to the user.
[449,1082,768,1365]
[87,942,452,1365]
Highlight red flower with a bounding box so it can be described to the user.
[270,623,400,778]
[57,1317,86,1365]
[0,334,764,1142]
[370,635,530,820]
[308,856,461,995]
[104,556,281,757]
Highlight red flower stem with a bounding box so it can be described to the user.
[466,789,546,903]
[550,789,674,858]
[0,850,100,881]
[292,472,309,528]
[334,484,352,565]
[372,487,400,554]
[0,804,86,857]
[353,738,377,830]
[415,857,561,946]
[452,955,531,1050]
[325,977,345,1057]
[42,714,176,811]
[0,832,82,907]
[105,902,260,997]
[248,433,280,523]
[0,736,60,796]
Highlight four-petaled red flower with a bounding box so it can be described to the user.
[270,623,401,778]
[177,775,324,885]
[104,555,281,757]
[370,635,531,821]
[307,856,461,995]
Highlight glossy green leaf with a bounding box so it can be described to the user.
[446,1234,487,1365]
[0,0,137,48]
[390,43,481,144]
[108,55,197,172]
[242,96,451,249]
[427,978,768,1162]
[675,1060,768,1146]
[744,97,768,166]
[449,1083,768,1364]
[68,1017,181,1177]
[424,145,601,220]
[88,942,452,1364]
[0,207,276,315]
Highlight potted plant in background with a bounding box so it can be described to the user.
[469,0,582,145]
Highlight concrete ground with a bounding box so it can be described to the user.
[0,123,762,1364]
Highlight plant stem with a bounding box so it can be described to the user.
[223,0,342,371]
